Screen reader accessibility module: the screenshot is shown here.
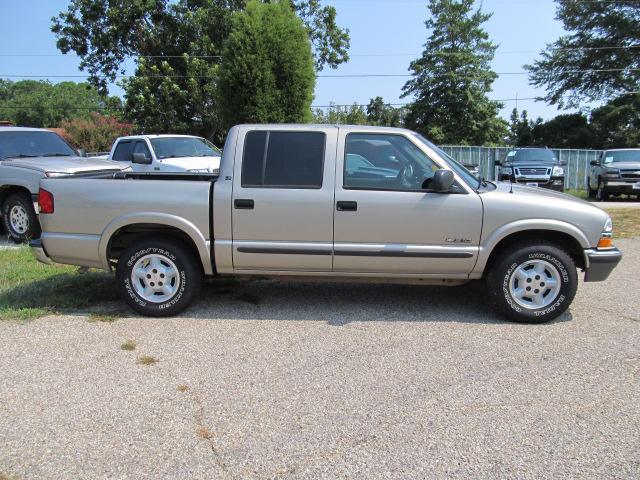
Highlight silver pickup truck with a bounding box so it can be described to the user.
[31,124,622,323]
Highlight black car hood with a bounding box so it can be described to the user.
[504,161,558,167]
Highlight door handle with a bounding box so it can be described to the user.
[234,199,254,209]
[336,201,357,212]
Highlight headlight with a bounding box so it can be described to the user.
[500,166,513,175]
[604,217,613,234]
[598,217,614,248]
[45,172,71,178]
[605,168,620,178]
[552,166,564,176]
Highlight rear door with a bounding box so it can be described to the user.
[231,127,337,271]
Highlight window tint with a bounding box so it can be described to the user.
[133,140,151,159]
[0,131,76,159]
[344,134,439,191]
[112,141,134,162]
[241,131,325,188]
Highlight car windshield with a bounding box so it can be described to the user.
[602,150,640,164]
[412,133,480,188]
[150,137,221,159]
[506,148,556,163]
[0,131,76,160]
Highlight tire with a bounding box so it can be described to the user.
[596,179,609,202]
[1,192,40,243]
[586,178,596,198]
[116,237,202,317]
[486,241,577,323]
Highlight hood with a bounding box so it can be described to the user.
[159,155,221,172]
[504,160,558,167]
[5,155,125,174]
[606,161,640,170]
[489,181,587,204]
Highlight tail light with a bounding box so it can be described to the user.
[38,188,54,214]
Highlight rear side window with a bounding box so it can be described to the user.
[241,131,325,188]
[112,141,134,162]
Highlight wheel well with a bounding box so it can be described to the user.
[107,224,201,266]
[485,229,586,273]
[0,185,32,209]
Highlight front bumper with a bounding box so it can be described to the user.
[29,238,53,265]
[602,180,640,194]
[584,247,622,282]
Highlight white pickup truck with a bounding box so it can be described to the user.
[108,134,221,173]
[31,124,621,323]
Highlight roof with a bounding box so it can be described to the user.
[116,134,205,140]
[0,126,51,132]
[602,148,640,152]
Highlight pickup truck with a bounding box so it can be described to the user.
[108,134,221,173]
[31,124,622,323]
[0,126,127,242]
[587,148,640,201]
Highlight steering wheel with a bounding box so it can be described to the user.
[397,163,416,189]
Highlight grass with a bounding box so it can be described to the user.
[0,247,117,321]
[564,189,589,200]
[136,355,159,365]
[608,209,640,239]
[87,311,122,323]
[120,340,137,351]
[177,384,189,392]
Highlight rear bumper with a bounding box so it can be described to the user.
[29,238,53,265]
[584,247,622,282]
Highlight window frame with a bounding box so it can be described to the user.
[341,132,466,194]
[132,139,152,161]
[241,130,326,190]
[112,140,135,162]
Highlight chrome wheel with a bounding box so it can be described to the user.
[130,254,180,303]
[508,259,561,310]
[9,205,29,234]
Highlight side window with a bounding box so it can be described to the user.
[241,131,325,188]
[112,141,134,162]
[133,140,151,160]
[343,133,439,191]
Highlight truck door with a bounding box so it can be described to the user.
[333,130,483,276]
[231,127,336,272]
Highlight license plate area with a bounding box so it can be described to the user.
[633,181,640,190]
[526,182,539,187]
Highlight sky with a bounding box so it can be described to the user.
[0,0,577,121]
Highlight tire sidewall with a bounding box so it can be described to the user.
[117,240,200,316]
[495,245,577,323]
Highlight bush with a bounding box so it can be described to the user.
[60,113,133,152]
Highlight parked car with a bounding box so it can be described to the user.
[108,134,221,173]
[0,126,127,242]
[496,147,566,191]
[31,124,621,323]
[587,149,640,201]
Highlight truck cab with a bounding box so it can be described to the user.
[108,135,221,174]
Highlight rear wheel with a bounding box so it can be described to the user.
[2,192,40,243]
[486,241,577,323]
[116,237,202,317]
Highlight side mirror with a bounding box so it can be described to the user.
[77,148,87,157]
[590,160,599,166]
[427,169,455,193]
[132,152,152,165]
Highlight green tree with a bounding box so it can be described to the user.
[0,80,121,128]
[312,103,368,125]
[530,113,594,149]
[402,0,507,145]
[366,97,404,127]
[218,1,315,128]
[526,1,640,108]
[589,93,640,148]
[508,108,539,146]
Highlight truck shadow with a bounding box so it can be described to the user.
[186,278,573,326]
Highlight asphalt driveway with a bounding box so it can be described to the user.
[0,239,638,479]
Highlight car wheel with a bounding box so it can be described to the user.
[1,192,41,243]
[486,241,577,323]
[116,237,202,317]
[596,180,609,201]
[586,178,596,198]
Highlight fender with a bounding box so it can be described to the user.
[472,218,590,275]
[98,212,213,275]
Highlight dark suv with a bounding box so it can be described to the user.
[497,147,566,191]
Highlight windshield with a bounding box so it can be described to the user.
[603,150,640,164]
[506,148,556,163]
[412,133,480,188]
[150,137,221,159]
[0,131,76,160]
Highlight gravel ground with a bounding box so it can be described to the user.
[0,239,638,480]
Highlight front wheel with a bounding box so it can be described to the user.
[2,192,41,243]
[116,237,202,317]
[596,180,609,202]
[486,242,577,323]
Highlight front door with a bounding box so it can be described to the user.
[231,127,336,271]
[333,131,483,275]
